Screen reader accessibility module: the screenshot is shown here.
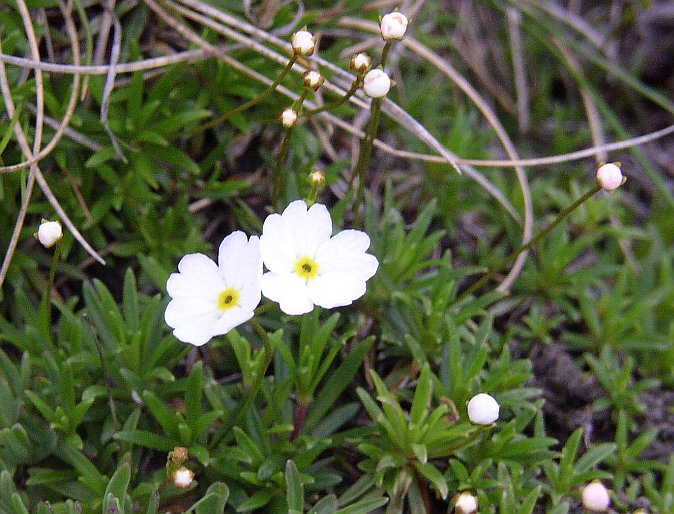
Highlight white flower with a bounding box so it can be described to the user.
[380,12,408,40]
[165,231,262,346]
[291,29,315,56]
[260,200,378,315]
[350,53,371,74]
[304,70,324,90]
[173,466,194,488]
[37,219,62,248]
[582,481,611,512]
[596,162,624,191]
[363,69,391,98]
[281,108,298,128]
[454,492,478,514]
[467,393,499,425]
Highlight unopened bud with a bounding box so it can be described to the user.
[596,162,624,191]
[291,29,315,56]
[303,70,324,91]
[467,393,499,425]
[173,466,194,489]
[37,220,63,248]
[380,12,408,40]
[581,481,610,512]
[454,492,478,514]
[169,446,189,465]
[363,69,391,98]
[307,169,325,187]
[350,53,372,74]
[281,108,298,128]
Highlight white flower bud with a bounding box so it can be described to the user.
[37,220,63,248]
[596,162,624,191]
[363,69,391,98]
[467,393,499,425]
[380,12,408,40]
[291,29,315,56]
[303,70,324,91]
[454,492,478,514]
[307,169,325,187]
[281,108,298,128]
[581,481,610,512]
[350,53,372,74]
[173,466,194,489]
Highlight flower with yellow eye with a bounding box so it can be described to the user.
[260,200,378,315]
[165,231,262,345]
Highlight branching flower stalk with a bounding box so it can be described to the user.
[352,41,393,227]
[187,54,298,137]
[305,77,361,117]
[273,88,310,210]
[453,184,602,305]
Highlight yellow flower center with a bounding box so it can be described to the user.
[294,256,319,281]
[217,287,240,311]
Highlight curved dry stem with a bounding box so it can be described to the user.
[0,0,46,290]
[100,0,127,162]
[0,29,82,174]
[0,1,104,291]
[343,17,534,292]
[0,48,210,75]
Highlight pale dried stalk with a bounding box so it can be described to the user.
[0,48,209,74]
[554,38,641,273]
[340,17,534,292]
[0,0,104,291]
[0,0,46,290]
[508,7,530,134]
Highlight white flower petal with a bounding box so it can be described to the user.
[219,232,262,290]
[307,272,366,308]
[282,200,332,256]
[167,253,224,300]
[165,297,220,346]
[209,306,255,337]
[261,212,298,274]
[261,272,314,315]
[315,230,379,280]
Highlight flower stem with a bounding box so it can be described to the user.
[184,55,297,137]
[453,184,601,305]
[290,401,309,441]
[273,88,310,210]
[305,78,360,116]
[352,97,383,227]
[40,242,60,344]
[380,40,392,68]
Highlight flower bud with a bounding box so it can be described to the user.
[581,481,610,512]
[291,29,316,56]
[454,492,478,514]
[596,162,624,191]
[363,69,391,98]
[467,393,499,425]
[350,53,372,74]
[303,70,324,91]
[307,168,325,187]
[173,466,194,489]
[37,219,63,248]
[380,12,408,40]
[281,108,298,128]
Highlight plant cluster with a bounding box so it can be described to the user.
[1,1,673,513]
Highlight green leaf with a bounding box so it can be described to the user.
[286,460,304,513]
[413,462,448,499]
[102,463,131,514]
[236,490,273,512]
[334,498,388,514]
[114,430,176,451]
[410,363,432,425]
[192,482,229,514]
